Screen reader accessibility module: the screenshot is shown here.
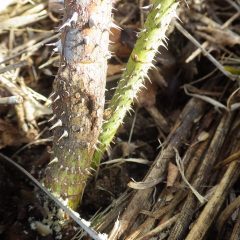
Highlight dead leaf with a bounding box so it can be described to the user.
[0,119,28,149]
[197,26,240,47]
[110,27,135,58]
[136,80,158,108]
[107,64,124,77]
[48,0,64,13]
[128,177,163,190]
[110,142,138,159]
[197,131,209,142]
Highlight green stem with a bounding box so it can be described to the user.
[93,0,178,167]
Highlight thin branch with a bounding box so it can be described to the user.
[175,21,238,80]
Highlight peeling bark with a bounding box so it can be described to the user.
[44,0,112,210]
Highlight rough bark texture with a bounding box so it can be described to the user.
[44,0,112,210]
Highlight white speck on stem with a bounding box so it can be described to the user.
[58,130,69,141]
[53,95,60,102]
[48,157,58,165]
[48,114,56,122]
[59,12,78,31]
[49,119,62,130]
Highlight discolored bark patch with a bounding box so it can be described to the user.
[44,0,112,210]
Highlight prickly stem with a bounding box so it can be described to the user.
[44,0,112,210]
[93,0,179,168]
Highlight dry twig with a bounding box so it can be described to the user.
[168,112,234,240]
[109,97,207,239]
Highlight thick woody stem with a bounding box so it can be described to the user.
[44,0,112,210]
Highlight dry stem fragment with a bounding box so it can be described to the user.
[168,113,234,240]
[185,160,240,240]
[109,97,206,239]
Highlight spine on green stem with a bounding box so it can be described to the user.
[93,0,178,167]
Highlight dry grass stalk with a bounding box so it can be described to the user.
[126,191,186,240]
[138,214,179,240]
[0,75,51,137]
[174,22,237,80]
[168,112,234,240]
[174,147,206,204]
[126,115,213,239]
[0,33,59,64]
[109,97,207,239]
[215,150,240,168]
[0,3,48,32]
[216,196,240,235]
[0,2,55,139]
[230,211,240,240]
[146,105,170,134]
[0,95,23,104]
[186,151,240,239]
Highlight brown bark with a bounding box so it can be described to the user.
[44,0,112,210]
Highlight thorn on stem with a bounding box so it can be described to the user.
[49,119,62,130]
